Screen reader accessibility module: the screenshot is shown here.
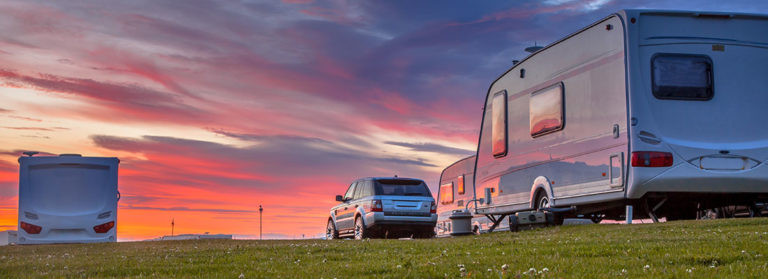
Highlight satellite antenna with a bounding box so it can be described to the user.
[23,151,38,157]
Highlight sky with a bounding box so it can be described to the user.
[1,0,767,240]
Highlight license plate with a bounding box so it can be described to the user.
[700,156,747,170]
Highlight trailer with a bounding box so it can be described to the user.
[436,156,510,236]
[17,154,120,244]
[469,9,768,226]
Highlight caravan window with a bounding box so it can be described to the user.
[440,182,454,204]
[491,90,508,157]
[457,175,465,195]
[652,54,713,100]
[530,83,564,137]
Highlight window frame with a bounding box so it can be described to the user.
[440,182,454,204]
[491,90,508,158]
[343,182,357,201]
[529,82,565,138]
[651,53,714,101]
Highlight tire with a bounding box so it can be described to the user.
[536,193,551,211]
[666,207,697,221]
[590,214,605,224]
[535,193,564,225]
[326,219,339,240]
[354,217,368,240]
[414,229,435,239]
[509,215,519,232]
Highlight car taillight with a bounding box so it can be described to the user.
[430,201,437,214]
[631,151,673,167]
[20,221,42,234]
[371,200,383,212]
[93,221,115,233]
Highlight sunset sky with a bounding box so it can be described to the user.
[1,0,766,240]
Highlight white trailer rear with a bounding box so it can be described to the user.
[17,154,120,244]
[468,9,768,226]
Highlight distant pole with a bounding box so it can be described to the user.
[171,218,175,236]
[259,205,263,240]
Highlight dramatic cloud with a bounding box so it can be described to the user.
[385,141,474,156]
[0,0,764,239]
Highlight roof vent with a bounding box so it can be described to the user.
[60,154,82,157]
[524,46,544,53]
[22,151,38,157]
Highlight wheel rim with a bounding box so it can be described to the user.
[326,221,334,239]
[538,196,549,210]
[354,219,363,240]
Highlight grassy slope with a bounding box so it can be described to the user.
[1,218,767,278]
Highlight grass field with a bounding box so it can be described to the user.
[2,218,768,278]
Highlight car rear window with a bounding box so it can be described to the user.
[374,179,432,197]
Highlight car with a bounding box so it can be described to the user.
[326,177,437,239]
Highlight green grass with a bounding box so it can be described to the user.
[2,218,768,278]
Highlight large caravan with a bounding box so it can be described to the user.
[465,9,768,225]
[17,154,120,244]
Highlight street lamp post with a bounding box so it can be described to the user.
[259,205,263,240]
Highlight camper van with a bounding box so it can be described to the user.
[468,9,768,226]
[436,156,509,236]
[17,154,120,244]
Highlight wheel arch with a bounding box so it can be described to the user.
[529,176,554,209]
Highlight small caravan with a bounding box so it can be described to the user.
[436,156,509,236]
[461,9,768,226]
[17,154,120,244]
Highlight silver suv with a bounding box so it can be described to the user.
[326,177,437,239]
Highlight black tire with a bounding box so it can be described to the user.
[509,215,519,232]
[535,193,564,225]
[326,219,339,240]
[414,229,435,239]
[590,214,605,224]
[666,207,697,221]
[353,217,368,240]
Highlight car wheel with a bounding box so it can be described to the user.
[354,217,368,240]
[326,219,339,240]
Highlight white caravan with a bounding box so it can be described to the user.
[17,154,120,244]
[436,156,509,236]
[467,9,768,226]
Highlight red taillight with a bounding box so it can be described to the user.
[370,200,383,212]
[430,201,437,214]
[20,221,42,234]
[93,221,115,233]
[631,151,673,167]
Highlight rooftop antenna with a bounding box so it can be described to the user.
[23,151,38,157]
[524,41,544,53]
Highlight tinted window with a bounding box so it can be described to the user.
[652,54,713,100]
[356,180,373,199]
[343,182,357,200]
[457,175,465,195]
[440,182,454,204]
[530,83,564,137]
[374,179,431,197]
[491,90,508,158]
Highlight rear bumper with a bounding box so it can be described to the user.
[16,214,116,244]
[365,212,437,229]
[628,160,768,199]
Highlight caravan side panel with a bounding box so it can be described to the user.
[475,15,629,214]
